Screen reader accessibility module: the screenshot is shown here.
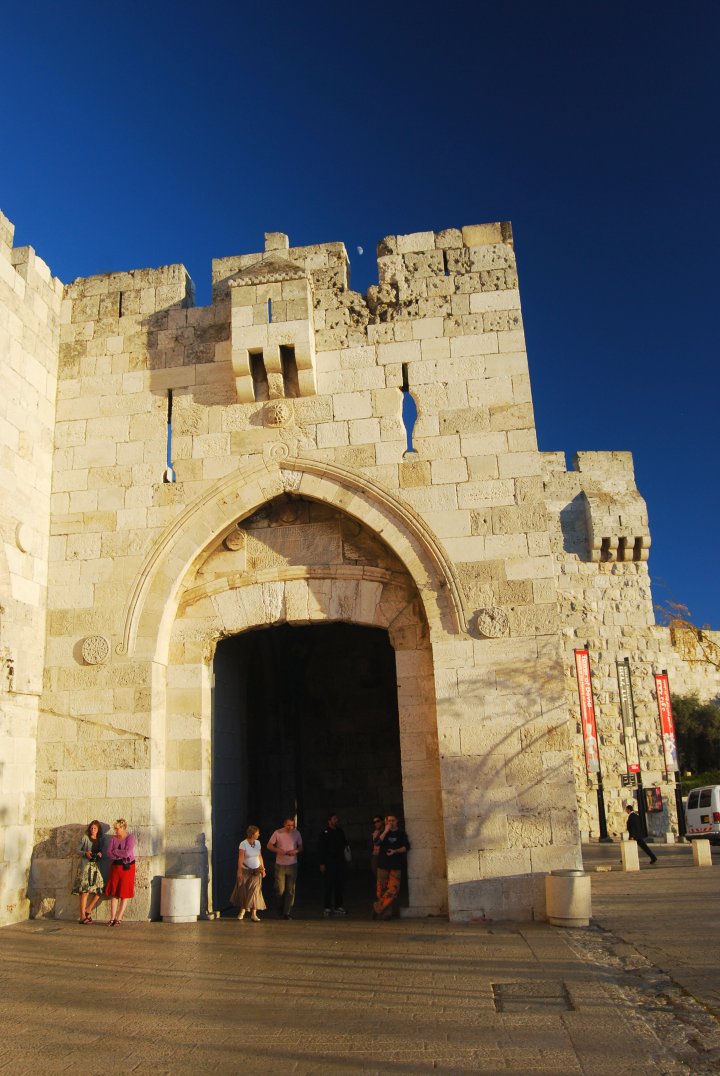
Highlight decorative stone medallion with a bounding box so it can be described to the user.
[474,607,509,639]
[81,634,110,665]
[224,528,246,551]
[263,400,293,427]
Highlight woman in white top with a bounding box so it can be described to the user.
[234,825,266,922]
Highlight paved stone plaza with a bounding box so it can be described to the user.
[1,846,718,1074]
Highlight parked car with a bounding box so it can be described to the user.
[684,785,720,844]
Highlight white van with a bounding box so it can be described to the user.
[684,785,720,843]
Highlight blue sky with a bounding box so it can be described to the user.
[3,2,718,629]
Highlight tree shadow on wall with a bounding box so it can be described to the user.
[439,644,586,915]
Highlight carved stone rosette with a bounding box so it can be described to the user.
[473,607,509,639]
[81,635,110,665]
[263,400,294,428]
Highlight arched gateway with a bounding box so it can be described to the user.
[23,221,638,929]
[154,459,452,916]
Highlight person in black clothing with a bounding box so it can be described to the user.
[319,813,350,916]
[625,804,657,864]
[373,814,410,919]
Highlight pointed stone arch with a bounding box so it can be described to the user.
[118,454,468,663]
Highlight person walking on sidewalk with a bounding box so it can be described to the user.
[267,816,303,919]
[319,813,350,916]
[625,804,657,864]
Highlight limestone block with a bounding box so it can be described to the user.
[484,533,529,559]
[457,480,515,510]
[421,509,471,538]
[621,840,640,871]
[692,840,713,867]
[316,421,349,448]
[479,849,532,877]
[411,317,444,340]
[442,536,487,562]
[333,391,372,420]
[348,417,380,445]
[396,231,436,254]
[467,375,514,407]
[399,460,431,487]
[460,432,508,455]
[428,457,467,485]
[505,556,554,581]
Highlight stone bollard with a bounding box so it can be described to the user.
[621,840,640,871]
[692,840,713,868]
[545,869,592,927]
[664,831,675,844]
[160,875,202,922]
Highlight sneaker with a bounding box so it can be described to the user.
[333,907,347,916]
[323,908,332,917]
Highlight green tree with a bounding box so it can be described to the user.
[672,693,720,773]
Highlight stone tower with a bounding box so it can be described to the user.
[0,211,717,926]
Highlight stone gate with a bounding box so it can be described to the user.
[1,213,718,925]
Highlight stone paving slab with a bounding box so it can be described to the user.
[583,841,720,1021]
[0,910,705,1075]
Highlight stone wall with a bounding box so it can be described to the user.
[0,211,62,923]
[544,450,720,839]
[0,211,717,926]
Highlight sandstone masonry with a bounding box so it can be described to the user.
[0,211,717,926]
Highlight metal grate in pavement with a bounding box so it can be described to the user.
[492,980,575,1013]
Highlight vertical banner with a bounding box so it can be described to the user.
[574,649,600,775]
[616,660,641,773]
[655,673,679,775]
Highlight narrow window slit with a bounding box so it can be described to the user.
[267,298,273,323]
[118,292,124,317]
[401,362,417,453]
[442,251,450,277]
[250,351,269,401]
[163,389,177,483]
[280,345,300,397]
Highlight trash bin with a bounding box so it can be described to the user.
[545,868,591,927]
[160,875,201,923]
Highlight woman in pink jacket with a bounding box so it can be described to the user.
[104,818,136,926]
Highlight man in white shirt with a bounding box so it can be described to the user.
[267,816,303,919]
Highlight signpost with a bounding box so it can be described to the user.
[655,670,686,837]
[616,658,648,838]
[574,647,611,842]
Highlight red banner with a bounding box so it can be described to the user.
[575,649,600,774]
[655,673,678,774]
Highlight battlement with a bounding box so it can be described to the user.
[0,209,64,313]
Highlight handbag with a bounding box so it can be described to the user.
[344,846,352,864]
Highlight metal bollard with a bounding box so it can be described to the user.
[545,869,592,927]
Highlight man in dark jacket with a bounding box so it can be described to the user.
[319,813,350,916]
[625,804,657,864]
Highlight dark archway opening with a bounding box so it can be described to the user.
[212,622,404,915]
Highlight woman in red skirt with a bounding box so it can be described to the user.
[105,818,136,926]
